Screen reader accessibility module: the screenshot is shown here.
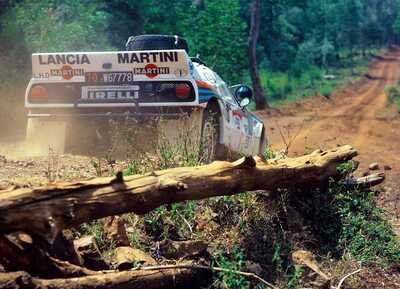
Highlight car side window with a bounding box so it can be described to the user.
[203,68,217,83]
[214,73,235,104]
[193,64,218,84]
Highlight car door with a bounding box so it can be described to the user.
[213,73,246,154]
[240,108,254,154]
[225,83,259,155]
[242,108,264,155]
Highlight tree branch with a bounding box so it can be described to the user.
[0,145,357,243]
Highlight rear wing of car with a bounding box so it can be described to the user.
[31,50,191,82]
[26,50,198,109]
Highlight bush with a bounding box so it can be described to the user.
[385,85,400,111]
[385,85,400,101]
[314,163,400,264]
[260,71,294,100]
[79,146,400,288]
[333,187,400,263]
[213,247,250,289]
[320,85,334,98]
[3,0,113,52]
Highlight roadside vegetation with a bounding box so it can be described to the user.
[385,83,400,112]
[68,123,399,289]
[254,53,375,107]
[0,0,400,287]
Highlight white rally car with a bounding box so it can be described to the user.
[25,35,267,161]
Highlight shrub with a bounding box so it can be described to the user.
[320,85,334,98]
[213,247,250,289]
[385,85,400,101]
[264,145,276,160]
[333,187,400,263]
[385,85,400,111]
[261,71,294,100]
[314,163,400,265]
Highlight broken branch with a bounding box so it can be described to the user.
[0,145,357,242]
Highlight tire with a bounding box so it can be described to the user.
[126,35,189,53]
[258,128,267,156]
[200,108,220,163]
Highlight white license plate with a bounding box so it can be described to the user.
[81,85,139,101]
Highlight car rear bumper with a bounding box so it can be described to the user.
[27,106,201,120]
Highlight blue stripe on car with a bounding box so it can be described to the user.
[198,88,216,103]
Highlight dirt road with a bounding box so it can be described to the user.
[1,50,399,225]
[260,50,400,231]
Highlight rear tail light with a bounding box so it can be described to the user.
[29,85,48,103]
[175,83,191,99]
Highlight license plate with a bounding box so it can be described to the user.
[81,86,140,102]
[85,72,134,85]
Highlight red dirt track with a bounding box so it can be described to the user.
[260,49,400,232]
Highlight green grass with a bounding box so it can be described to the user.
[333,187,400,264]
[213,247,250,289]
[77,126,400,289]
[245,53,375,108]
[385,84,400,112]
[315,162,400,265]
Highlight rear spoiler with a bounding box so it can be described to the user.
[31,50,191,82]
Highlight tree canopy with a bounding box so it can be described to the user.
[0,0,399,97]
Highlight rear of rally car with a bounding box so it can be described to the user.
[25,50,203,153]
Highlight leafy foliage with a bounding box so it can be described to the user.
[181,0,248,83]
[214,247,250,289]
[1,0,398,94]
[77,133,400,288]
[333,188,400,263]
[385,84,400,111]
[2,0,113,53]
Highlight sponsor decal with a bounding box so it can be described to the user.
[118,51,179,64]
[232,110,243,118]
[133,64,170,78]
[50,65,84,80]
[232,110,243,130]
[224,103,231,122]
[81,86,140,101]
[39,54,90,65]
[33,72,50,79]
[173,68,189,77]
[244,135,251,149]
[244,122,250,135]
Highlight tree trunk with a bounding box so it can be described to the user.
[0,146,357,243]
[248,0,268,110]
[0,266,204,289]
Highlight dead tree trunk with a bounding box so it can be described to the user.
[0,146,357,243]
[0,266,203,289]
[248,0,268,110]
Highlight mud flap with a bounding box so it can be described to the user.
[26,118,67,155]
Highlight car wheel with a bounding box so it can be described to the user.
[258,128,267,156]
[200,108,220,164]
[125,35,189,53]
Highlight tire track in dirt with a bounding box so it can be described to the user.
[353,56,398,148]
[286,59,390,154]
[261,49,400,232]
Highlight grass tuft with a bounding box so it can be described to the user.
[77,128,400,289]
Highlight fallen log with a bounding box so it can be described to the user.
[341,172,385,189]
[0,233,97,278]
[0,266,205,289]
[0,145,358,242]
